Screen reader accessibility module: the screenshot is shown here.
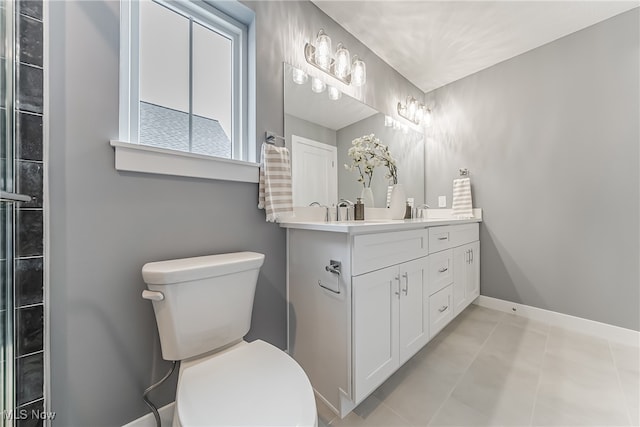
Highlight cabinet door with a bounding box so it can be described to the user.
[399,257,429,365]
[466,241,480,301]
[353,265,400,403]
[452,244,470,316]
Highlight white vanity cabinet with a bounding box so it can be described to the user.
[353,256,428,403]
[283,217,481,419]
[427,223,480,329]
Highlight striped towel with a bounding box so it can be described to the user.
[258,143,293,222]
[452,178,473,218]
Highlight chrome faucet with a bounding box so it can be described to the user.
[309,201,330,222]
[336,199,354,221]
[416,204,431,218]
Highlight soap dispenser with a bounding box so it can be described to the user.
[354,198,365,221]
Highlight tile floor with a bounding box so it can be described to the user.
[316,305,640,427]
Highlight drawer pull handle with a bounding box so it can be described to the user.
[438,305,449,313]
[438,267,448,273]
[437,236,448,241]
[402,273,409,295]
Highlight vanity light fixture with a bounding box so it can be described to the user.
[311,77,326,93]
[305,29,366,87]
[384,115,394,127]
[328,85,342,101]
[292,67,309,85]
[397,96,431,126]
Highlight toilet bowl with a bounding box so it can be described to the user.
[142,252,317,427]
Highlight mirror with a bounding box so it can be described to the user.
[284,63,425,208]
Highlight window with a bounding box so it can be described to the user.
[114,0,257,182]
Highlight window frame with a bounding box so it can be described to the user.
[114,0,257,183]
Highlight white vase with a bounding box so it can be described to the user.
[388,184,406,219]
[360,187,374,207]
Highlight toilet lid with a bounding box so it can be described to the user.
[176,340,317,427]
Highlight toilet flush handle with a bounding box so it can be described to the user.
[142,290,164,301]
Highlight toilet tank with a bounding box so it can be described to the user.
[142,252,265,361]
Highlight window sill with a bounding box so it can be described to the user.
[110,141,260,183]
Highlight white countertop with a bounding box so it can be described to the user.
[279,208,482,234]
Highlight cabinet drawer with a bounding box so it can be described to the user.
[429,285,453,338]
[353,229,429,276]
[428,223,479,254]
[428,249,453,295]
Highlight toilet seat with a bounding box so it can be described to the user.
[175,340,317,427]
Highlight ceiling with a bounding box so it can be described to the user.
[312,1,639,93]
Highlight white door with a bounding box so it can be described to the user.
[399,257,429,364]
[353,266,400,403]
[291,135,337,206]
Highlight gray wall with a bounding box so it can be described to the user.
[284,113,337,149]
[47,1,423,425]
[425,9,639,331]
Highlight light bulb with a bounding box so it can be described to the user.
[314,30,332,71]
[334,43,351,80]
[292,68,308,85]
[407,97,417,121]
[311,77,326,93]
[351,56,366,86]
[328,86,342,100]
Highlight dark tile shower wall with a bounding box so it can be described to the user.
[14,0,45,417]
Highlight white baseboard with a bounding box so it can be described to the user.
[473,295,640,347]
[122,402,175,427]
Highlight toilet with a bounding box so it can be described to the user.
[141,251,317,427]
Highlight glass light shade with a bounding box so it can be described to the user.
[351,57,366,86]
[334,43,351,80]
[424,109,432,127]
[384,115,394,127]
[407,97,417,121]
[328,86,342,100]
[311,77,326,93]
[414,106,425,124]
[292,68,308,85]
[314,30,332,71]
